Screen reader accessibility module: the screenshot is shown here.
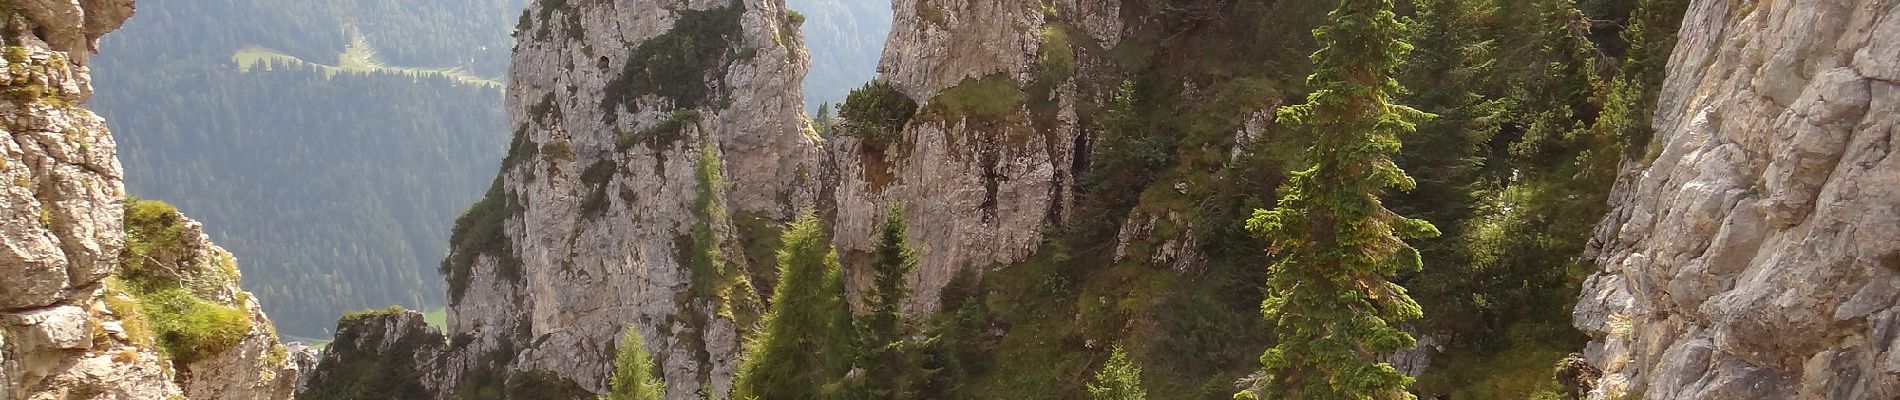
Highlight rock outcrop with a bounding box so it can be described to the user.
[299,309,452,399]
[320,0,823,397]
[2,3,305,399]
[1574,0,1900,398]
[826,0,1120,313]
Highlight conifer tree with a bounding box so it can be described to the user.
[861,203,919,398]
[603,328,664,400]
[732,214,856,400]
[1238,0,1438,399]
[1087,346,1148,400]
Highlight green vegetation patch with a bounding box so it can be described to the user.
[837,81,918,145]
[923,74,1026,125]
[442,177,526,304]
[505,370,594,399]
[116,199,254,366]
[600,2,744,114]
[229,45,502,89]
[143,287,253,364]
[732,211,786,293]
[1037,26,1077,82]
[616,109,702,151]
[578,159,619,217]
[501,128,539,170]
[300,308,443,400]
[676,147,730,299]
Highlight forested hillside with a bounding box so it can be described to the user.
[90,0,526,339]
[789,0,1687,397]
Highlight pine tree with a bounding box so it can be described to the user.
[1087,346,1148,400]
[732,214,856,400]
[603,328,664,400]
[1238,0,1438,399]
[861,203,919,398]
[815,102,834,139]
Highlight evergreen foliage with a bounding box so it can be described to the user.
[298,310,440,400]
[732,214,857,400]
[443,176,524,305]
[861,203,922,399]
[1238,0,1438,399]
[838,81,918,145]
[1087,346,1148,400]
[600,1,745,116]
[604,328,665,400]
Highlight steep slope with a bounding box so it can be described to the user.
[449,0,814,395]
[1,4,305,398]
[91,0,523,339]
[826,0,1119,313]
[300,0,821,397]
[1574,0,1900,398]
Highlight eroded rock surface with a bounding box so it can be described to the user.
[828,0,1123,313]
[1574,1,1900,398]
[389,0,820,397]
[2,3,305,399]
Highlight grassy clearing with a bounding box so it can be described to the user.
[231,28,501,89]
[423,307,447,330]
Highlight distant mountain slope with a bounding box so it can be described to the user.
[90,0,526,339]
[788,0,891,111]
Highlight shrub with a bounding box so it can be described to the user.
[121,198,191,278]
[443,177,524,304]
[1087,346,1148,400]
[600,2,744,113]
[1038,26,1077,82]
[579,159,618,217]
[615,109,701,151]
[605,328,665,400]
[116,199,254,364]
[926,74,1024,123]
[143,286,252,365]
[837,81,917,145]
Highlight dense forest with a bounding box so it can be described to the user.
[731,0,1687,398]
[90,0,526,339]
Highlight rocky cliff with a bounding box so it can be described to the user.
[329,0,825,397]
[826,0,1117,313]
[1,2,304,398]
[1574,0,1900,398]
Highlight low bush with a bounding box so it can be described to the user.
[143,287,253,364]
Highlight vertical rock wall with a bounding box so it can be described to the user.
[1574,0,1900,398]
[826,0,1122,313]
[436,0,817,396]
[1,2,304,398]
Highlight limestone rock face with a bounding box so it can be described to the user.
[1573,0,1900,398]
[425,0,818,397]
[0,2,167,398]
[828,0,1120,313]
[167,221,307,400]
[2,3,305,398]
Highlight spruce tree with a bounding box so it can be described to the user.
[861,203,919,398]
[732,214,856,400]
[1087,346,1148,400]
[603,328,665,400]
[1238,0,1438,399]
